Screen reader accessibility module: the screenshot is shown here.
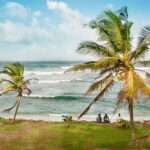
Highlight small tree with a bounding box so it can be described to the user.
[0,63,36,124]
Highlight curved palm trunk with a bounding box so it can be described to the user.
[128,100,135,141]
[12,96,21,124]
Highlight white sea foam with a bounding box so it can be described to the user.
[60,66,73,69]
[25,71,64,75]
[23,94,53,98]
[39,80,71,84]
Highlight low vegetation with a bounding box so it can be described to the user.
[0,118,149,150]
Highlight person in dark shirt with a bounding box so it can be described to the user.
[96,114,102,123]
[103,114,110,123]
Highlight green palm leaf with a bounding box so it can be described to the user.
[131,26,150,60]
[0,63,35,124]
[77,41,114,57]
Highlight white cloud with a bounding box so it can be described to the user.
[4,2,28,17]
[31,18,39,26]
[33,10,42,17]
[47,0,68,11]
[107,4,114,9]
[46,0,97,61]
[0,20,51,43]
[0,1,97,61]
[47,0,86,24]
[47,0,96,40]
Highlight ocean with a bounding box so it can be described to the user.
[0,61,149,122]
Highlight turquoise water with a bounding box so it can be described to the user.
[0,61,149,120]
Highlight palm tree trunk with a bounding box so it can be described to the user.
[12,96,21,124]
[129,100,135,141]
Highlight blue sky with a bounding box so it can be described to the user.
[0,0,150,61]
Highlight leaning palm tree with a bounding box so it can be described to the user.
[0,63,36,124]
[67,7,150,141]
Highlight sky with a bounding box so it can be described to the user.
[0,0,150,61]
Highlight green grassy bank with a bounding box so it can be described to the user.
[0,118,149,150]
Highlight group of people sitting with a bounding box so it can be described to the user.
[96,113,110,123]
[96,113,122,123]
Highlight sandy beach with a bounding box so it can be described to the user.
[1,113,150,123]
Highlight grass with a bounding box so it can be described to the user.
[0,118,149,150]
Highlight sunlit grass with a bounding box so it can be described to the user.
[0,119,149,150]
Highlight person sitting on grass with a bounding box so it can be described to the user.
[117,113,122,123]
[103,114,110,123]
[96,114,102,123]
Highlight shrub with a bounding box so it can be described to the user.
[62,115,73,123]
[117,119,130,128]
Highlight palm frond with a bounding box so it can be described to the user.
[0,70,13,76]
[3,98,18,112]
[77,41,115,57]
[134,68,150,76]
[122,21,133,52]
[4,64,18,76]
[84,73,113,96]
[96,66,116,79]
[0,84,15,95]
[117,70,150,102]
[95,57,119,69]
[0,78,15,84]
[78,79,114,119]
[104,10,124,46]
[24,88,32,96]
[65,61,98,72]
[113,94,125,114]
[135,60,150,66]
[89,19,119,52]
[15,63,24,76]
[131,26,150,60]
[2,63,24,77]
[66,57,119,73]
[146,72,150,78]
[138,26,150,46]
[134,73,150,98]
[117,6,128,21]
[24,78,38,85]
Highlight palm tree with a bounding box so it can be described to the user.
[0,63,36,124]
[67,7,150,141]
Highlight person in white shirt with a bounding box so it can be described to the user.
[117,113,122,122]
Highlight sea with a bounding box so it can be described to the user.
[0,61,149,122]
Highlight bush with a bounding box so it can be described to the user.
[117,119,129,128]
[62,115,72,123]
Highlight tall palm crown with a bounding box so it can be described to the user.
[67,7,150,140]
[0,63,35,123]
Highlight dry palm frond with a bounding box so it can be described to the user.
[135,60,150,66]
[84,73,113,96]
[65,61,98,72]
[3,98,19,112]
[78,79,114,119]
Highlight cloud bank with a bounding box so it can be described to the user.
[0,0,98,61]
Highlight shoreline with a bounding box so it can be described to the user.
[1,113,150,123]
